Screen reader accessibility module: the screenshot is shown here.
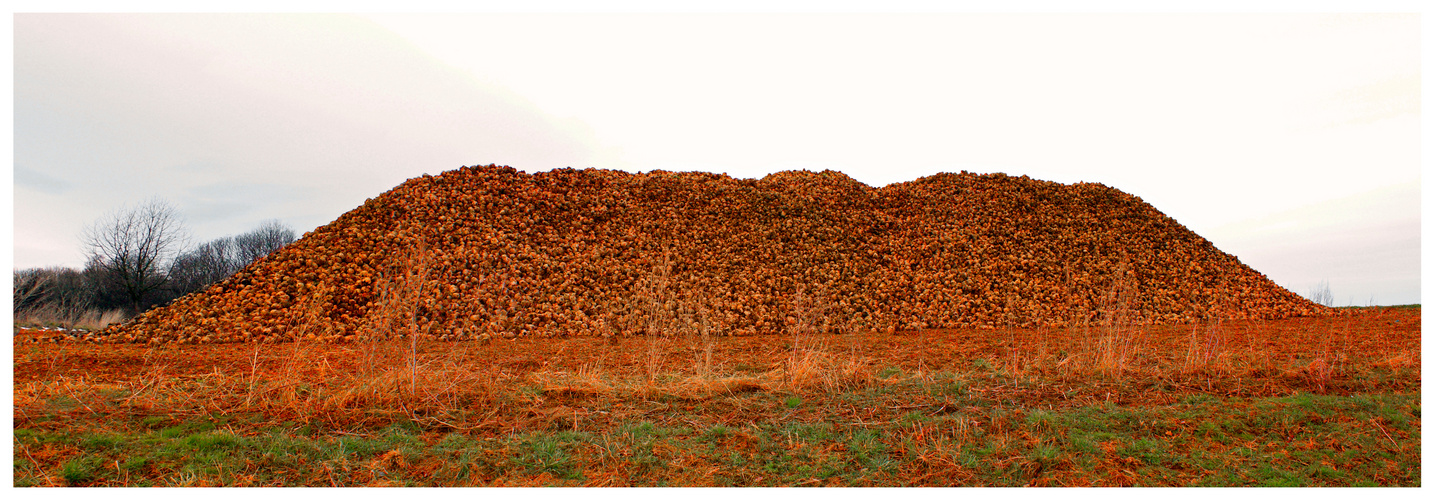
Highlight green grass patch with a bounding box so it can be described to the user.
[11,374,1421,486]
[510,431,585,481]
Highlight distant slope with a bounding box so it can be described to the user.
[101,165,1327,344]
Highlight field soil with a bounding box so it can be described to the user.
[13,307,1421,487]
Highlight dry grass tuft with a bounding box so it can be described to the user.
[530,366,614,397]
[779,341,876,392]
[1088,263,1145,378]
[1181,319,1228,374]
[1376,351,1419,370]
[14,304,130,330]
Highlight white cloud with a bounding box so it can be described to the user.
[14,13,615,268]
[1205,181,1421,305]
[11,12,1421,305]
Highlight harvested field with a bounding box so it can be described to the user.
[16,308,1419,395]
[96,166,1327,345]
[14,307,1420,486]
[17,166,1411,487]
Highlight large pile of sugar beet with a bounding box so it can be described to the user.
[98,165,1328,344]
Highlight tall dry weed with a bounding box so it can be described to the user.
[635,247,676,384]
[219,229,508,429]
[1088,258,1143,378]
[772,286,874,392]
[1181,318,1225,374]
[625,245,727,385]
[1300,312,1352,392]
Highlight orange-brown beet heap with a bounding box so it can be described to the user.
[101,165,1328,344]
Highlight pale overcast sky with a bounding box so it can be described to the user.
[7,4,1424,306]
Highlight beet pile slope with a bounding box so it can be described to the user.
[101,165,1327,344]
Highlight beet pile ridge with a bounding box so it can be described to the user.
[98,165,1327,344]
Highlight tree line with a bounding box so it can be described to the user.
[13,198,296,327]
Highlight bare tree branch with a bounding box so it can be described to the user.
[233,219,296,265]
[170,237,240,296]
[169,220,295,297]
[1306,279,1334,307]
[83,198,189,313]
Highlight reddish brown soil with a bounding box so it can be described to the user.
[17,307,1419,402]
[11,307,1421,487]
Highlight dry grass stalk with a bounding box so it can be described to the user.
[204,229,508,428]
[637,247,676,384]
[14,303,130,331]
[1089,259,1143,378]
[781,342,875,392]
[1181,318,1225,374]
[14,308,1415,445]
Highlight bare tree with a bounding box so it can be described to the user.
[168,220,296,297]
[83,198,189,313]
[168,237,240,296]
[50,266,96,313]
[234,219,296,265]
[1306,279,1334,307]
